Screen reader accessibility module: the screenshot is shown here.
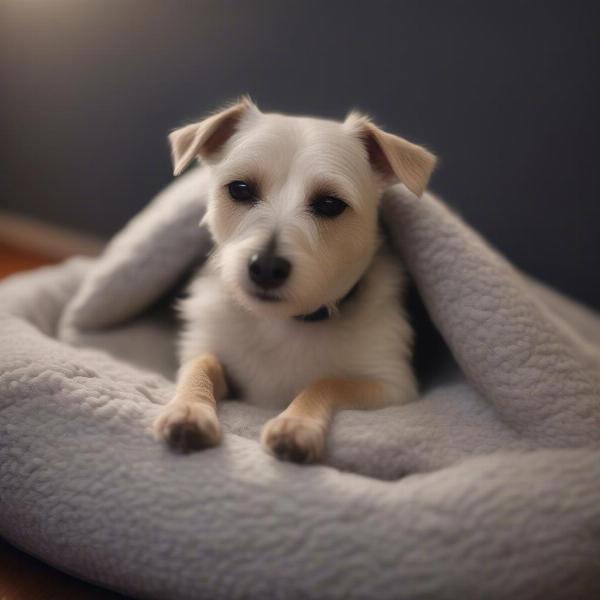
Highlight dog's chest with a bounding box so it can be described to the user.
[207,313,348,407]
[179,285,370,408]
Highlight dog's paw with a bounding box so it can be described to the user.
[153,402,221,453]
[261,415,326,464]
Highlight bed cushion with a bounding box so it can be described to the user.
[1,179,599,599]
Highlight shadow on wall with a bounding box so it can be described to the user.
[0,0,598,308]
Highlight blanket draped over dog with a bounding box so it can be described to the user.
[1,168,599,599]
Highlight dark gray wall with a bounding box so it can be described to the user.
[1,1,599,307]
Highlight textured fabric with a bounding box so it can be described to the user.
[1,179,599,599]
[59,167,212,333]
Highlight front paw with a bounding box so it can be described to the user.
[261,415,326,464]
[153,402,221,453]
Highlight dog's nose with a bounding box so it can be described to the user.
[248,252,291,289]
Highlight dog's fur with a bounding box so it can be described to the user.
[153,97,436,463]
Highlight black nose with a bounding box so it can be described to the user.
[248,252,291,289]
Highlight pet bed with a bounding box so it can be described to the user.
[1,168,599,599]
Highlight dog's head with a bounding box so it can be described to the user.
[169,97,436,318]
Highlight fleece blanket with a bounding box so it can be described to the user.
[1,167,599,599]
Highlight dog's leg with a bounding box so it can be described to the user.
[261,378,386,464]
[153,353,227,453]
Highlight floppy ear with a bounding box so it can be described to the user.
[169,97,258,175]
[345,112,436,196]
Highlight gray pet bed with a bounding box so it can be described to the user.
[1,169,599,599]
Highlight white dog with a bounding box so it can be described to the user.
[153,97,436,463]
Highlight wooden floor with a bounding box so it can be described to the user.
[0,241,56,277]
[0,244,131,600]
[0,539,128,600]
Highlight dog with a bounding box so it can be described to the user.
[153,97,436,463]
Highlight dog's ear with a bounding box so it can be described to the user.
[169,97,259,175]
[344,111,436,196]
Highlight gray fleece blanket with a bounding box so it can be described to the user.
[1,168,599,599]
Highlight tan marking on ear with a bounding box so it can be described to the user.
[345,111,437,196]
[169,96,259,175]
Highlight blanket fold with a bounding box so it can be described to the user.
[382,187,600,444]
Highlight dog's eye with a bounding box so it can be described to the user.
[227,180,256,203]
[310,196,348,218]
